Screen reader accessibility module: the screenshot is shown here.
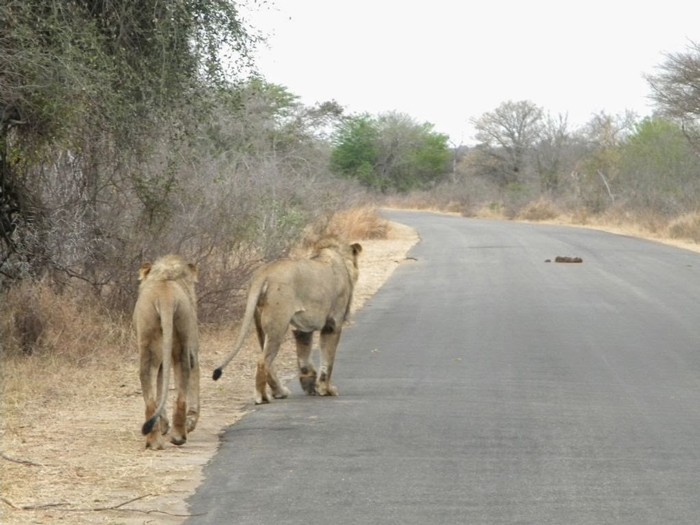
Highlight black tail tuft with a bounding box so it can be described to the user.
[142,416,158,435]
[213,368,222,381]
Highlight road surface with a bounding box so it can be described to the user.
[186,211,700,524]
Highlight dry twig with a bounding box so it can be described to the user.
[0,494,205,517]
[0,453,43,467]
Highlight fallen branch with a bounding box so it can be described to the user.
[1,497,19,509]
[0,453,43,467]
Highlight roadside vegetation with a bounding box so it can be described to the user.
[1,1,700,520]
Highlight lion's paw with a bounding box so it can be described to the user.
[299,365,318,394]
[300,375,318,395]
[170,433,187,446]
[186,413,199,432]
[316,383,338,397]
[145,435,165,450]
[273,385,291,399]
[254,392,270,405]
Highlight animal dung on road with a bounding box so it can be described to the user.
[545,256,583,263]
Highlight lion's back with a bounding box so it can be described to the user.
[134,255,199,331]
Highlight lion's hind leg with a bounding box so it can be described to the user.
[155,363,170,435]
[255,334,290,404]
[170,347,190,446]
[186,345,200,433]
[254,358,269,405]
[140,341,166,450]
[293,330,317,395]
[268,361,290,400]
[317,325,341,397]
[143,401,165,450]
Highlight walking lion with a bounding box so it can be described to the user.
[213,237,362,405]
[133,254,200,450]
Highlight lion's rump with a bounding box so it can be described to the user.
[258,254,354,330]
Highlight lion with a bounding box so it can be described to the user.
[213,237,362,405]
[133,254,200,450]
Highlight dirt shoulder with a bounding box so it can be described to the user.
[0,221,419,525]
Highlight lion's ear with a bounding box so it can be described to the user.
[351,243,362,256]
[188,263,199,283]
[138,262,152,281]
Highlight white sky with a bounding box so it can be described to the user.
[241,1,699,144]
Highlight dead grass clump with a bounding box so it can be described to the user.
[591,206,669,238]
[517,198,562,222]
[475,201,508,220]
[0,280,131,361]
[331,206,389,240]
[571,207,590,225]
[303,206,389,246]
[383,191,437,211]
[668,212,700,242]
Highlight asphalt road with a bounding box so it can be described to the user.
[186,210,700,524]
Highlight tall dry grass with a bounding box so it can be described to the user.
[312,206,389,241]
[516,198,562,222]
[1,279,134,463]
[383,184,700,257]
[0,279,132,361]
[668,212,700,242]
[293,206,389,256]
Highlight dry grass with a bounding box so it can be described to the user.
[0,332,269,525]
[466,198,700,256]
[469,202,504,220]
[383,198,700,263]
[302,206,390,245]
[668,212,700,242]
[545,207,700,256]
[1,279,131,360]
[329,206,390,240]
[0,207,418,525]
[516,198,561,222]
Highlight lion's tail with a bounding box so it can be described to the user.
[212,275,267,381]
[142,299,176,436]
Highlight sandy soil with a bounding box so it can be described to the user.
[0,221,419,525]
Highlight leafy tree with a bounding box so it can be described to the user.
[330,115,381,189]
[0,0,256,284]
[331,112,450,192]
[619,117,700,214]
[471,100,544,186]
[646,40,700,149]
[571,111,636,209]
[1,0,255,151]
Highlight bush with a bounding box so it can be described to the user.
[517,198,561,221]
[0,280,130,360]
[320,207,390,241]
[668,213,700,242]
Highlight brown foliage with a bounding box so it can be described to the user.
[0,279,130,360]
[517,198,561,221]
[298,206,389,254]
[668,213,700,242]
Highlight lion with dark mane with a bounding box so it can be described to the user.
[213,237,362,405]
[133,254,200,450]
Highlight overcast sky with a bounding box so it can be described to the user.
[241,1,699,144]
